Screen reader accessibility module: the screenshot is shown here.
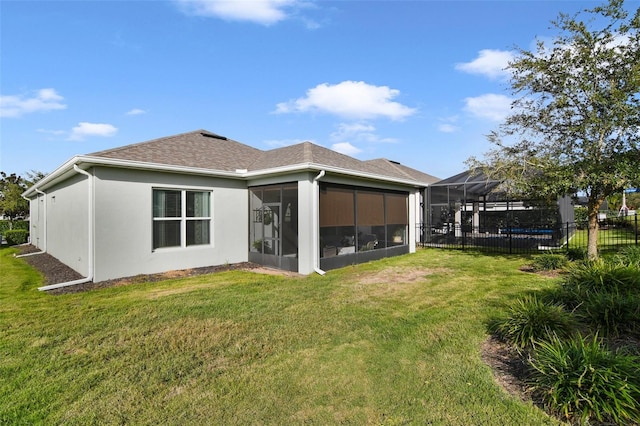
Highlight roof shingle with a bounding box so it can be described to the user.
[89,129,437,185]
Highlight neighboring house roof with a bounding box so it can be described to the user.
[24,129,438,197]
[431,169,502,197]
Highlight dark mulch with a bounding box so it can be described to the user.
[15,244,261,295]
[17,247,84,285]
[518,264,565,278]
[480,336,532,402]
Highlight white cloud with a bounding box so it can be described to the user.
[37,129,67,136]
[126,108,146,116]
[331,142,362,156]
[438,123,458,133]
[463,94,512,122]
[330,122,397,144]
[174,0,299,25]
[275,81,416,121]
[68,122,118,141]
[0,88,67,118]
[455,49,514,80]
[437,115,459,133]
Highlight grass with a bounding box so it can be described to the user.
[0,247,563,425]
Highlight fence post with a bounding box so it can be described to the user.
[566,222,570,253]
[636,214,638,246]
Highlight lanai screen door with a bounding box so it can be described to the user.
[249,184,298,271]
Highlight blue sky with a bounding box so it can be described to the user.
[1,0,610,179]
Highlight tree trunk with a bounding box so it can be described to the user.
[586,197,603,260]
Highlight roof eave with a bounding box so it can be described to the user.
[22,156,247,197]
[23,157,431,199]
[245,163,430,187]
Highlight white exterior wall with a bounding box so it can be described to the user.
[92,167,248,282]
[408,189,419,253]
[39,174,90,277]
[297,175,316,275]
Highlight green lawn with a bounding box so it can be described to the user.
[0,247,563,425]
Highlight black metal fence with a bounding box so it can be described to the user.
[419,214,638,254]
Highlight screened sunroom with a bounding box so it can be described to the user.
[423,170,574,251]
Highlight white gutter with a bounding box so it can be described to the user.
[24,155,429,199]
[38,165,94,291]
[313,170,326,276]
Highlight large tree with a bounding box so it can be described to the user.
[0,172,30,228]
[468,0,640,259]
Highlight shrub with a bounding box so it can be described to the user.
[490,294,576,351]
[531,252,567,271]
[0,220,29,232]
[3,229,29,245]
[561,260,640,305]
[615,246,640,268]
[528,335,640,425]
[12,220,29,231]
[566,247,587,262]
[577,291,640,337]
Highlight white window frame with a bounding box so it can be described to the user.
[152,188,212,250]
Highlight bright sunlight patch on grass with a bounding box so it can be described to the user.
[0,247,562,425]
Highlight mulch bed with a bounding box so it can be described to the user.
[15,244,261,295]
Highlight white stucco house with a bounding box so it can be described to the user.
[23,130,438,290]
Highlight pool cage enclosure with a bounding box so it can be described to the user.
[422,170,575,252]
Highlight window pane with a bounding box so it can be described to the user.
[187,191,210,217]
[153,190,181,218]
[187,220,210,246]
[153,220,181,249]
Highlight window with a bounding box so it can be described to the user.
[319,184,408,257]
[153,189,211,249]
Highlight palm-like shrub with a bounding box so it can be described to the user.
[490,294,576,351]
[528,335,640,425]
[578,291,640,338]
[531,252,567,271]
[615,246,640,268]
[561,260,640,305]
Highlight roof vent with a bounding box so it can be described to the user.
[389,160,401,165]
[201,132,228,140]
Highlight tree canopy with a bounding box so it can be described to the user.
[468,0,640,259]
[0,171,45,227]
[0,172,30,225]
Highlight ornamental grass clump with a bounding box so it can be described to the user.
[579,291,640,338]
[531,252,567,272]
[490,294,576,351]
[561,260,640,305]
[528,335,640,425]
[614,246,640,269]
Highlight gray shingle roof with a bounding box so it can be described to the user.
[89,129,436,185]
[90,130,262,172]
[364,158,439,185]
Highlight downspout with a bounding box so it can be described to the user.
[37,165,94,291]
[313,170,326,275]
[35,189,46,252]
